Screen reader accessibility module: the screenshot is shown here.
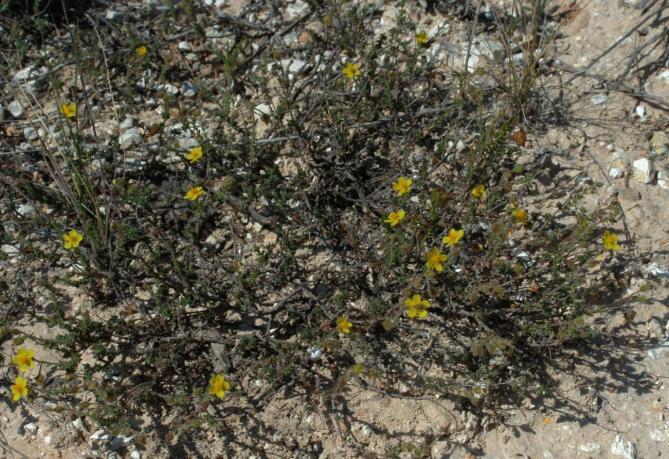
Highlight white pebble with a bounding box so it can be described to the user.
[8,100,24,118]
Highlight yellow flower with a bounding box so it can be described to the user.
[10,376,28,402]
[186,146,203,163]
[415,31,429,46]
[342,62,361,79]
[384,209,406,227]
[392,176,412,196]
[184,186,204,201]
[512,208,529,224]
[471,184,486,200]
[404,294,430,319]
[442,228,464,247]
[63,229,83,249]
[12,348,35,373]
[426,248,447,272]
[59,103,77,119]
[602,231,621,251]
[135,45,148,57]
[208,374,231,399]
[336,316,352,334]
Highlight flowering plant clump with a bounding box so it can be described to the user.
[0,3,629,452]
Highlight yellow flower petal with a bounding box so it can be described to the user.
[208,374,231,399]
[184,186,204,201]
[12,348,35,373]
[63,229,83,249]
[59,103,77,119]
[602,231,621,251]
[337,316,352,334]
[426,248,447,272]
[342,62,361,79]
[11,376,28,402]
[392,177,412,196]
[186,146,203,163]
[471,184,486,200]
[442,228,464,246]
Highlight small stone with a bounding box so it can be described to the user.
[658,168,669,189]
[658,69,669,81]
[307,346,322,361]
[591,94,608,105]
[1,244,20,257]
[253,103,272,119]
[177,41,192,51]
[649,428,667,442]
[611,434,637,459]
[72,418,84,430]
[119,117,135,130]
[631,158,655,184]
[635,104,647,121]
[160,83,179,96]
[107,453,121,459]
[609,167,624,179]
[624,0,647,8]
[105,9,122,20]
[13,65,46,82]
[90,429,106,442]
[44,435,52,445]
[109,435,133,451]
[278,59,307,78]
[130,450,142,459]
[646,263,669,278]
[297,31,313,44]
[23,126,38,141]
[23,422,38,435]
[182,81,197,97]
[650,131,668,157]
[286,0,310,19]
[455,140,467,153]
[578,442,600,453]
[431,440,451,459]
[17,204,35,217]
[8,100,24,118]
[119,128,143,149]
